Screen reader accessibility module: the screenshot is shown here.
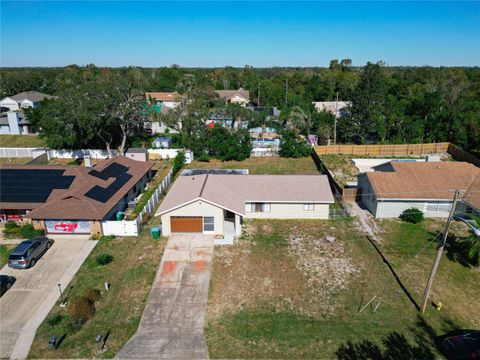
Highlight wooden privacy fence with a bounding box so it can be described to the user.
[314,142,450,157]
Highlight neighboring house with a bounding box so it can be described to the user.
[155,172,334,239]
[145,92,181,110]
[0,112,34,135]
[215,88,250,106]
[153,136,172,149]
[312,101,350,118]
[358,162,480,218]
[0,91,55,111]
[125,148,149,162]
[0,156,154,235]
[247,106,281,119]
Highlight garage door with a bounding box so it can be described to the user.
[170,217,203,233]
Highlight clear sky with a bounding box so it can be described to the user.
[1,1,479,67]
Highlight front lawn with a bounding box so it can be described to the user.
[205,218,479,359]
[0,244,14,268]
[28,233,166,358]
[188,156,320,175]
[0,135,46,148]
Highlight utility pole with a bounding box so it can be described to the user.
[285,78,288,107]
[419,189,461,313]
[258,83,260,107]
[333,91,339,145]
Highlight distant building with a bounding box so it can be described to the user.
[215,88,250,106]
[0,91,56,111]
[153,136,173,149]
[312,101,350,118]
[145,92,181,110]
[0,112,34,135]
[125,148,149,162]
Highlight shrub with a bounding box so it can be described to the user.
[83,288,101,303]
[5,221,18,230]
[400,208,424,224]
[172,151,186,176]
[279,130,312,158]
[46,313,64,328]
[196,152,210,162]
[67,317,86,332]
[95,253,113,266]
[67,296,95,322]
[19,224,45,238]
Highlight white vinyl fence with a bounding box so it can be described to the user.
[48,149,117,160]
[101,168,173,236]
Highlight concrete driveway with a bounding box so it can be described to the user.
[0,237,97,359]
[117,234,214,359]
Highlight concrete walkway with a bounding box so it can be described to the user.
[0,238,97,359]
[117,234,215,359]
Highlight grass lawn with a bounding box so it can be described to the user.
[28,232,166,359]
[0,135,46,148]
[188,156,320,175]
[205,218,479,359]
[0,244,14,268]
[0,157,33,165]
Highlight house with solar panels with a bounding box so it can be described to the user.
[0,156,153,236]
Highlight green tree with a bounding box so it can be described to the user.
[279,130,312,158]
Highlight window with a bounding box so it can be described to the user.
[203,217,214,232]
[246,202,270,212]
[466,206,473,214]
[303,203,315,211]
[425,202,451,212]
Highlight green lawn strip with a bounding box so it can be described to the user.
[0,244,14,268]
[0,135,46,148]
[28,235,166,359]
[188,156,320,175]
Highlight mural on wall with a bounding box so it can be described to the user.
[45,220,92,234]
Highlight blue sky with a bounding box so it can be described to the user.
[1,1,479,67]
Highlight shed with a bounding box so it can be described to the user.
[125,148,148,162]
[153,136,173,149]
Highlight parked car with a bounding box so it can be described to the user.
[0,275,15,296]
[8,237,53,269]
[440,331,480,359]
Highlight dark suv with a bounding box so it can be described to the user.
[8,237,53,269]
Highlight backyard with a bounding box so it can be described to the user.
[188,156,320,175]
[205,218,480,359]
[0,135,46,148]
[0,157,32,165]
[28,232,167,359]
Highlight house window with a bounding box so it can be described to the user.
[203,217,214,232]
[303,203,315,211]
[246,202,270,212]
[466,206,473,214]
[425,202,451,212]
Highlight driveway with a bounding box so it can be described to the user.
[0,237,97,359]
[117,234,215,359]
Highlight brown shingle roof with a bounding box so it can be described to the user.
[365,162,480,200]
[214,89,250,101]
[156,174,334,216]
[1,156,153,220]
[463,174,480,210]
[145,92,181,102]
[9,91,55,102]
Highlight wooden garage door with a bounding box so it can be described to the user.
[170,217,203,233]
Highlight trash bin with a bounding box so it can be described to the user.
[116,211,123,221]
[151,226,160,239]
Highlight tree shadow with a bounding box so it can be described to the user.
[336,331,435,360]
[444,235,474,268]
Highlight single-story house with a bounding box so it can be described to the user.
[153,136,172,149]
[145,92,181,110]
[312,101,350,118]
[0,91,56,111]
[0,156,153,235]
[463,174,480,213]
[358,162,480,218]
[125,148,148,162]
[155,173,334,239]
[215,88,250,106]
[0,111,34,135]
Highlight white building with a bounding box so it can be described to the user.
[312,101,350,118]
[215,89,250,106]
[0,91,55,111]
[0,112,34,135]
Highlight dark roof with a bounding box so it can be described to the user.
[0,156,153,220]
[126,148,148,154]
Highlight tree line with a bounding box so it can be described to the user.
[1,61,479,153]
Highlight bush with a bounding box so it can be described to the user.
[95,253,113,266]
[67,317,86,332]
[67,296,95,322]
[400,208,424,224]
[279,130,312,158]
[46,313,64,328]
[19,224,45,238]
[5,221,18,230]
[196,152,210,162]
[172,151,186,176]
[83,288,101,302]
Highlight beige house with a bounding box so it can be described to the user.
[155,173,334,241]
[215,89,250,106]
[312,101,350,118]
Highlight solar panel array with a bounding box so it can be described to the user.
[85,163,133,203]
[0,169,75,203]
